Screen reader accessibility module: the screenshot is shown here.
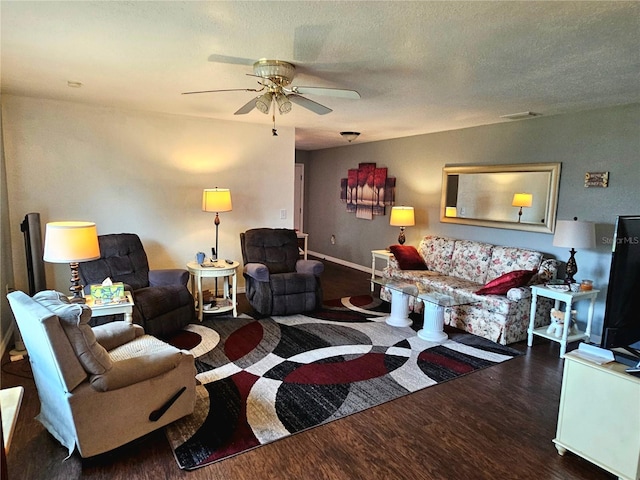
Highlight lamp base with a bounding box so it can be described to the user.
[68,262,86,303]
[565,248,578,283]
[398,227,406,245]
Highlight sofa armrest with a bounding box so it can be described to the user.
[93,322,144,351]
[296,259,324,276]
[507,287,532,301]
[244,263,270,282]
[89,348,190,392]
[149,269,189,287]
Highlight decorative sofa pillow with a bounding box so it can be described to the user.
[476,269,537,295]
[388,245,428,270]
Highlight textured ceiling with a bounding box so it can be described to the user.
[1,1,639,150]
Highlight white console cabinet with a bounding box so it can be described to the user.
[554,352,640,480]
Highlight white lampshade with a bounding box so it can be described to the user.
[43,221,100,263]
[553,220,596,249]
[512,193,533,208]
[202,188,233,213]
[390,206,415,227]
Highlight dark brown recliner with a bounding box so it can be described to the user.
[78,233,195,338]
[240,228,324,316]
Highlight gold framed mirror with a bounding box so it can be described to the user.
[440,163,561,233]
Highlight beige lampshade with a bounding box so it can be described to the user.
[553,220,596,249]
[43,221,100,263]
[202,188,233,213]
[390,206,415,227]
[512,193,533,208]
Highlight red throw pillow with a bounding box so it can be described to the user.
[476,269,537,295]
[388,245,427,270]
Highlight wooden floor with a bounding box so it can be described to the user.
[1,260,615,480]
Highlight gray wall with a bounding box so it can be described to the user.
[303,103,640,338]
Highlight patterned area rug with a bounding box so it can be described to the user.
[165,295,521,470]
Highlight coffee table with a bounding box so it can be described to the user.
[373,278,476,343]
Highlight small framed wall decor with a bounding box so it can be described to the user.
[584,172,609,188]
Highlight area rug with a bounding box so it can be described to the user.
[164,295,521,470]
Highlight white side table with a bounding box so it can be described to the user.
[297,232,309,260]
[85,292,135,323]
[187,260,239,321]
[371,249,393,291]
[527,285,599,358]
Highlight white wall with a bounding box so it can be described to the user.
[2,95,295,295]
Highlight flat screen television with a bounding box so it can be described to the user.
[600,215,640,366]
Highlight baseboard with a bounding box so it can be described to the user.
[307,251,370,274]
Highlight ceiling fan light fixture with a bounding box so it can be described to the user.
[276,93,292,115]
[340,131,360,143]
[255,92,273,114]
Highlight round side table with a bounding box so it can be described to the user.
[186,260,239,321]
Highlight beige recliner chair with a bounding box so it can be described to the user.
[6,290,196,458]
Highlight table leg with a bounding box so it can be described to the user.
[197,274,203,322]
[124,309,133,324]
[418,302,448,342]
[560,300,573,358]
[231,271,237,317]
[371,253,376,292]
[383,289,412,327]
[528,291,538,347]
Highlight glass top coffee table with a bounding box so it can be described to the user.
[373,277,477,343]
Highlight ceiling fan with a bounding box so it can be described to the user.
[182,59,360,117]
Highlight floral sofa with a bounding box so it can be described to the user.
[381,235,558,345]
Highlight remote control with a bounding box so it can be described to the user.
[225,259,233,264]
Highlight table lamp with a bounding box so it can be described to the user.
[43,221,100,303]
[553,219,595,283]
[390,206,415,245]
[202,188,233,261]
[512,193,533,223]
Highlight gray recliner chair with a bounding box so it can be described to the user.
[240,228,324,315]
[78,233,195,338]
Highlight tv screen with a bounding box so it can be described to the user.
[601,215,640,355]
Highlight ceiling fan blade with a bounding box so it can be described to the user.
[182,87,261,95]
[288,94,332,115]
[291,86,360,99]
[207,54,255,65]
[234,98,257,115]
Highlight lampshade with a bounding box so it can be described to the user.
[512,193,533,208]
[255,92,273,114]
[43,221,100,263]
[390,206,415,227]
[202,188,233,213]
[553,220,596,249]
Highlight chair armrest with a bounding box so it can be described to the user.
[149,269,189,287]
[93,322,144,351]
[507,287,532,301]
[244,263,270,282]
[296,259,324,276]
[89,348,191,392]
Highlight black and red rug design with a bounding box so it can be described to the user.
[165,296,520,470]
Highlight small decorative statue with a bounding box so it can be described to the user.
[546,308,578,338]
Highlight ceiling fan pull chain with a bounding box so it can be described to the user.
[272,111,278,136]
